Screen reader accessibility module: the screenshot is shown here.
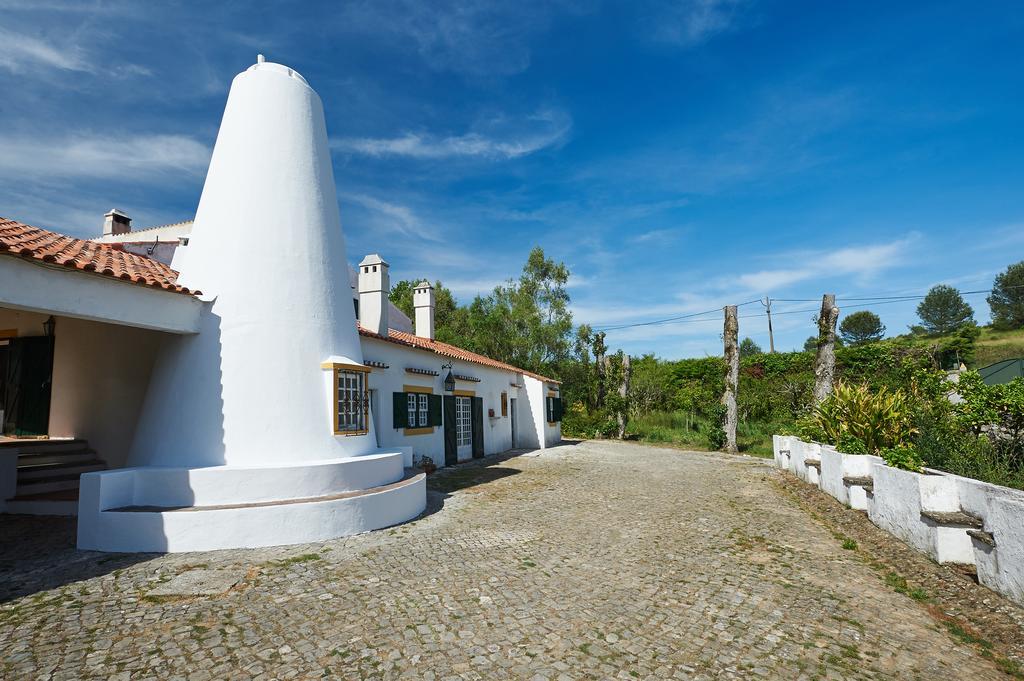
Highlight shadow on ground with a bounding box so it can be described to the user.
[0,515,153,603]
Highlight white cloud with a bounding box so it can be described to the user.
[643,0,748,47]
[0,28,91,73]
[733,236,916,293]
[333,109,571,160]
[0,133,211,180]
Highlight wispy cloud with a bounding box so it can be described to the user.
[733,236,917,293]
[643,0,749,47]
[342,192,446,242]
[333,109,571,160]
[0,133,210,180]
[338,0,586,77]
[0,27,91,73]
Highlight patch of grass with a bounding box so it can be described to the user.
[841,538,858,551]
[276,553,322,565]
[944,620,992,650]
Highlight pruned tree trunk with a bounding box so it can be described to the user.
[813,294,839,404]
[616,354,631,439]
[722,305,739,454]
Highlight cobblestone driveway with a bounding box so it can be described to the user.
[2,440,1021,680]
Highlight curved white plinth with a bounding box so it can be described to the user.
[77,451,426,553]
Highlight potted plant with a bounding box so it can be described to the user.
[419,456,436,475]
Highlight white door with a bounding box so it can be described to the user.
[456,396,472,461]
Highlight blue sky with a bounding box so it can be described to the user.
[2,1,1023,359]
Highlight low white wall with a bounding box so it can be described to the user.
[982,496,1024,605]
[78,470,426,552]
[819,446,882,510]
[868,464,973,564]
[789,440,821,485]
[772,435,794,470]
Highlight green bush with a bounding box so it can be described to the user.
[836,433,868,455]
[810,382,917,453]
[881,445,925,473]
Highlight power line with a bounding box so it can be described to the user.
[592,284,1024,333]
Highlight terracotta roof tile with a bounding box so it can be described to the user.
[358,326,561,384]
[0,217,198,295]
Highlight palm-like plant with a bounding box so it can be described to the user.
[811,382,917,453]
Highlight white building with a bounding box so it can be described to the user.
[0,57,562,552]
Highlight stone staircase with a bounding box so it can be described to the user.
[1,439,105,515]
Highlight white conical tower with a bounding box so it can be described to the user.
[128,57,373,467]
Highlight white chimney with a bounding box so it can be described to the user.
[102,209,132,236]
[413,280,435,340]
[358,254,389,336]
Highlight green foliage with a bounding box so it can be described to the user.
[810,382,916,453]
[739,337,762,358]
[836,433,868,455]
[917,285,975,334]
[988,261,1024,330]
[881,445,925,473]
[839,310,886,346]
[389,279,469,346]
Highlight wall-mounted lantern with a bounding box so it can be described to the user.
[441,361,456,392]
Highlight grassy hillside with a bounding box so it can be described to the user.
[973,327,1024,367]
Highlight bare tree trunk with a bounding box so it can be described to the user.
[813,294,840,404]
[616,354,631,439]
[722,305,739,454]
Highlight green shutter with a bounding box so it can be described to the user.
[392,392,408,428]
[428,394,442,426]
[553,397,564,422]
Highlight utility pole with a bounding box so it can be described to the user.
[722,305,739,454]
[813,294,839,404]
[763,297,775,353]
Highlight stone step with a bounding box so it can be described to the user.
[921,510,984,529]
[805,459,821,469]
[967,529,996,547]
[15,474,86,496]
[16,447,97,466]
[4,489,79,516]
[843,476,873,492]
[17,459,106,481]
[1,438,89,455]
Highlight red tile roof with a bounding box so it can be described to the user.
[359,326,561,384]
[0,217,198,295]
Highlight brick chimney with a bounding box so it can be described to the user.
[102,209,132,237]
[413,281,435,340]
[358,254,389,336]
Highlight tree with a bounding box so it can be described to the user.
[389,279,469,345]
[462,247,573,376]
[813,294,840,403]
[722,305,739,453]
[839,310,885,346]
[988,261,1024,330]
[739,337,763,358]
[917,285,974,334]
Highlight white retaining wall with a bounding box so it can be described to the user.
[774,435,1024,607]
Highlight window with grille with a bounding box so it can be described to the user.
[407,393,417,428]
[325,364,370,435]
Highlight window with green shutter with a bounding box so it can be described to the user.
[428,394,442,426]
[392,392,408,429]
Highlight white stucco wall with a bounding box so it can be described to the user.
[0,309,162,469]
[128,60,375,468]
[868,464,974,564]
[819,445,882,510]
[360,336,532,465]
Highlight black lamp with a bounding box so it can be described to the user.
[43,316,56,337]
[442,361,456,392]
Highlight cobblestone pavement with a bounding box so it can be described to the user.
[3,440,1023,680]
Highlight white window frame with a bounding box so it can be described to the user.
[456,395,473,447]
[418,393,429,427]
[407,393,417,429]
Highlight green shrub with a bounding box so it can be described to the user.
[810,382,916,453]
[881,446,925,473]
[836,433,868,455]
